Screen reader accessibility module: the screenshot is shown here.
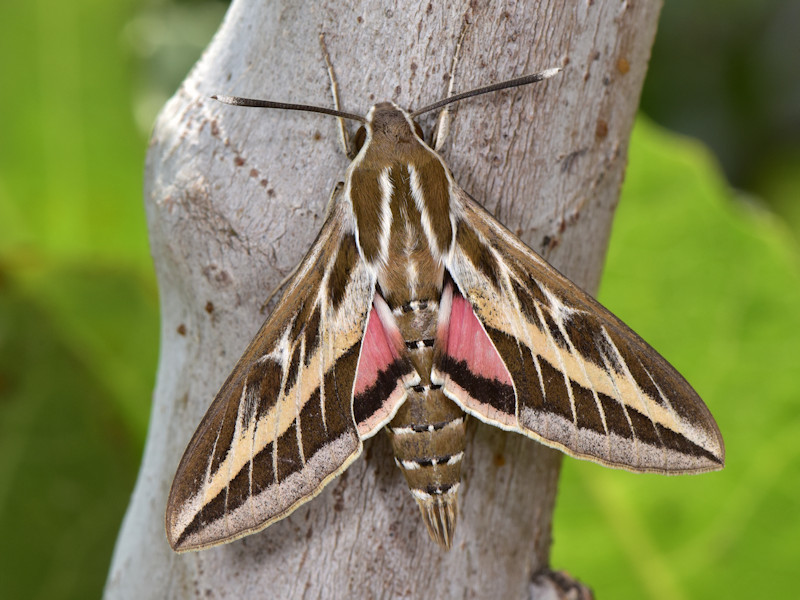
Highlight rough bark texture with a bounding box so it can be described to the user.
[106,1,661,598]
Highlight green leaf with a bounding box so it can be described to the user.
[0,274,152,600]
[0,1,160,597]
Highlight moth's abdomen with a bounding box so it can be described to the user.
[386,299,466,549]
[387,388,466,549]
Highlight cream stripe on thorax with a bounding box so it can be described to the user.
[378,167,393,264]
[408,164,442,260]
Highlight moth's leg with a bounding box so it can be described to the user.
[260,181,344,313]
[431,21,470,152]
[319,33,352,158]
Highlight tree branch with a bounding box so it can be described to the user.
[106,1,661,597]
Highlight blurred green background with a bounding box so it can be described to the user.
[0,1,797,598]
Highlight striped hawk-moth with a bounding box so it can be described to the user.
[166,54,723,552]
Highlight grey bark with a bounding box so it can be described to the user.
[105,1,661,598]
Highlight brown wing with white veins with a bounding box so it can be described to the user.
[166,197,393,552]
[433,188,724,473]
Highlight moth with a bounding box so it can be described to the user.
[166,46,724,552]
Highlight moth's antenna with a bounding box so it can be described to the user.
[411,68,561,118]
[212,95,367,124]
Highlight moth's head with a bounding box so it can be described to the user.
[351,102,426,155]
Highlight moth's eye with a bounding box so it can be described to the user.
[352,127,366,153]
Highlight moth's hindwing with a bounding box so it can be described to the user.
[166,198,404,552]
[434,188,724,474]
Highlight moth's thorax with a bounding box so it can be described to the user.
[348,103,454,308]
